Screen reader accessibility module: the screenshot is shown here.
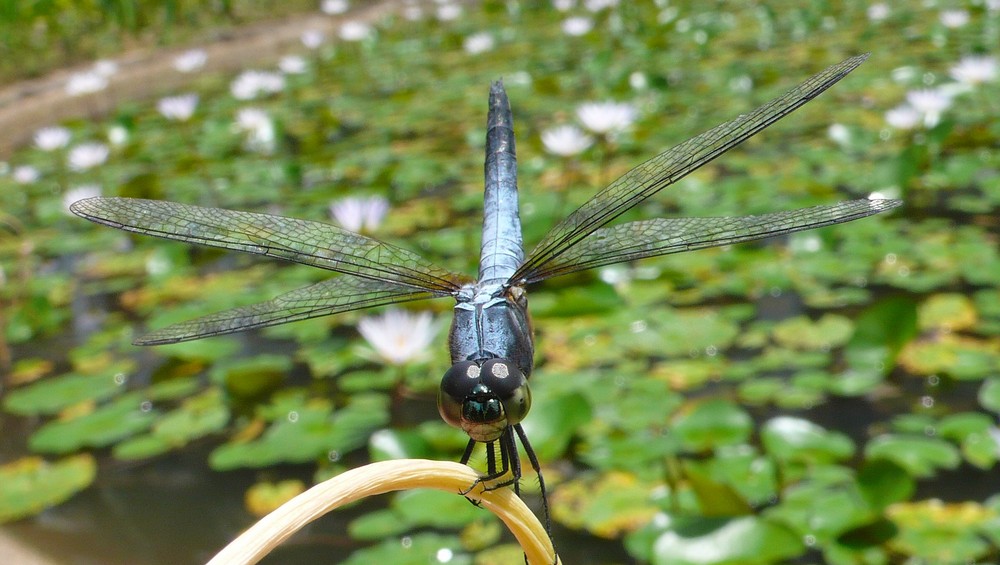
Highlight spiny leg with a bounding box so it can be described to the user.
[514,424,552,542]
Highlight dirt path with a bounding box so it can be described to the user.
[0,0,402,158]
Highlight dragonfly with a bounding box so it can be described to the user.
[71,53,900,548]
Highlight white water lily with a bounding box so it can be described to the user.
[939,9,969,28]
[157,94,199,121]
[436,3,462,21]
[949,55,998,86]
[235,108,275,153]
[885,105,920,130]
[320,0,349,15]
[339,21,373,41]
[576,101,637,134]
[541,125,593,156]
[174,49,207,73]
[66,71,108,96]
[562,16,593,36]
[866,3,889,21]
[301,29,325,49]
[906,88,951,128]
[230,70,285,100]
[13,165,40,184]
[463,32,495,55]
[358,309,438,365]
[279,55,308,75]
[107,125,129,146]
[329,196,389,233]
[34,127,71,151]
[67,143,109,171]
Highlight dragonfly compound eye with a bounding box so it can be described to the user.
[438,360,482,430]
[479,359,530,426]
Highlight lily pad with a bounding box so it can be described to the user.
[209,394,388,470]
[771,314,854,351]
[649,515,804,565]
[897,334,997,380]
[671,399,752,452]
[864,435,961,478]
[340,532,469,565]
[28,393,158,453]
[550,471,660,538]
[393,489,486,529]
[761,416,855,464]
[917,293,977,332]
[857,459,914,511]
[886,500,996,564]
[3,364,131,416]
[114,388,230,459]
[245,479,305,517]
[0,454,97,523]
[979,378,1000,413]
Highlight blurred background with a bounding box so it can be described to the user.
[1,1,998,563]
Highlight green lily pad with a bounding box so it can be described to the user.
[114,388,230,459]
[348,508,413,541]
[519,391,591,461]
[0,454,97,523]
[649,515,804,565]
[368,428,434,461]
[772,314,854,351]
[761,416,854,464]
[936,412,993,441]
[857,459,914,511]
[393,489,486,529]
[144,376,201,401]
[209,354,291,398]
[864,435,961,478]
[886,500,995,564]
[979,378,1000,413]
[843,296,918,376]
[2,363,132,416]
[672,399,752,452]
[766,471,872,543]
[898,334,997,380]
[209,394,388,470]
[28,393,158,453]
[340,532,468,565]
[917,293,977,332]
[551,471,660,538]
[681,459,753,517]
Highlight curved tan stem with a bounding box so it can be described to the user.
[207,459,559,565]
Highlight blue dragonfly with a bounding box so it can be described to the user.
[71,53,900,545]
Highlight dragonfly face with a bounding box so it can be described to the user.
[438,358,531,443]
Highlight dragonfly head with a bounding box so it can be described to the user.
[438,358,530,443]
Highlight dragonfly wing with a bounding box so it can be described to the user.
[513,54,870,285]
[135,275,440,345]
[517,199,902,282]
[70,197,467,293]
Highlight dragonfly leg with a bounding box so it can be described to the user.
[514,424,553,545]
[481,429,521,491]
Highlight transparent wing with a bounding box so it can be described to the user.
[513,54,871,285]
[516,199,902,283]
[135,275,437,345]
[70,197,467,293]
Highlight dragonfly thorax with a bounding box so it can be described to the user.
[438,358,530,442]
